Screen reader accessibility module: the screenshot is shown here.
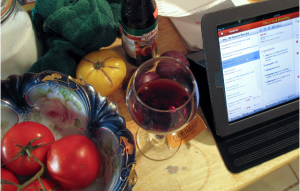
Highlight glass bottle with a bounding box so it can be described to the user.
[119,0,158,66]
[1,0,42,80]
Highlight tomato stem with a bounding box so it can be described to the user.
[1,179,20,188]
[83,55,121,88]
[95,59,103,70]
[1,134,51,191]
[1,149,46,191]
[1,134,53,167]
[37,176,47,191]
[93,56,118,70]
[15,149,46,191]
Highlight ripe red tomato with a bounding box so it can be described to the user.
[47,135,101,191]
[22,178,63,191]
[1,121,55,176]
[1,168,19,191]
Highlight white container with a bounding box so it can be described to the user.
[1,0,42,80]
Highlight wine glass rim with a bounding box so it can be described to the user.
[132,56,197,113]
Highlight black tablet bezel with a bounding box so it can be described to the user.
[201,0,299,137]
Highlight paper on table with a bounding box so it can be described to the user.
[170,19,203,51]
[157,0,226,24]
[156,0,234,24]
[166,0,252,51]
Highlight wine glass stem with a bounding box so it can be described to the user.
[148,133,167,147]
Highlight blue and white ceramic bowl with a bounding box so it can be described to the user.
[1,71,137,191]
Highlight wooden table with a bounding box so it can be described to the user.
[104,16,299,191]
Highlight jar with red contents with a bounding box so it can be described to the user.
[119,0,158,66]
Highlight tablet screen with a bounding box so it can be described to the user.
[217,9,299,122]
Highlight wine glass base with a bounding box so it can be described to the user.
[136,127,181,161]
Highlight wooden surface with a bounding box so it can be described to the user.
[105,16,299,191]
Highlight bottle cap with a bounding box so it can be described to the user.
[0,0,16,24]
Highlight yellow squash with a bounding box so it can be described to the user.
[76,49,127,96]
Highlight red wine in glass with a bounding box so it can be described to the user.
[132,79,191,134]
[126,57,199,160]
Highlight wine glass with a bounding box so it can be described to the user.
[126,57,199,160]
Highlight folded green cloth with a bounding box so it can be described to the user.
[29,0,121,78]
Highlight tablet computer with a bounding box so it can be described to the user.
[194,0,299,172]
[201,0,299,137]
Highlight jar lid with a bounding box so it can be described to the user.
[1,0,16,23]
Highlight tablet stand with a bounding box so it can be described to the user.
[186,51,299,173]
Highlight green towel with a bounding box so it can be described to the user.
[29,0,121,78]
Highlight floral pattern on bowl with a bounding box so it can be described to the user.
[1,71,137,191]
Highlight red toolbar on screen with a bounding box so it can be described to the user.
[218,12,299,37]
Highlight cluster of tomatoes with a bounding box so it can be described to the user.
[1,121,102,191]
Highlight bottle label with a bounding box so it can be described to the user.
[119,20,158,60]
